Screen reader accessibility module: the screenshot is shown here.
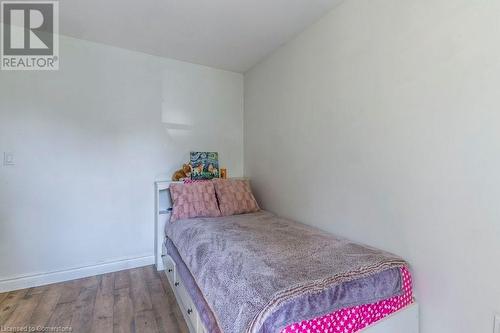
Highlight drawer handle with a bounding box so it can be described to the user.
[168,268,173,272]
[174,282,179,287]
[187,308,193,315]
[161,254,166,258]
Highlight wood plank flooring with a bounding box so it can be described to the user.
[0,266,189,333]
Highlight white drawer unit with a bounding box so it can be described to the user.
[162,255,176,286]
[176,279,194,313]
[161,250,207,333]
[162,244,176,285]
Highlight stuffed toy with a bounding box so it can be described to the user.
[172,163,192,181]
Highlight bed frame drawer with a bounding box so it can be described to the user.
[162,255,176,285]
[162,253,207,333]
[176,279,194,315]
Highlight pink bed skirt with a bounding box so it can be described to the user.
[282,267,413,333]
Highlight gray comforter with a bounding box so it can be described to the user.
[165,211,407,333]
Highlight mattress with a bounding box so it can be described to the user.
[165,237,413,333]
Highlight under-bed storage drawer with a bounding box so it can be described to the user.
[196,316,206,333]
[162,252,207,333]
[163,255,176,285]
[162,244,176,284]
[174,279,199,332]
[176,279,194,315]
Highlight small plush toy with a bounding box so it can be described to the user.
[172,163,192,181]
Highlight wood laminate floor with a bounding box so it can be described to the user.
[0,266,189,333]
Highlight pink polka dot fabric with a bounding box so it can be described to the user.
[183,179,208,184]
[282,267,413,333]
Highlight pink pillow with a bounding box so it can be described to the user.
[213,179,260,216]
[169,181,221,222]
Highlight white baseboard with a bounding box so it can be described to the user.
[0,255,155,293]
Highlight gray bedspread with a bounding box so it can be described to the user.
[165,211,407,333]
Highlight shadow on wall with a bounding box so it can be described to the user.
[159,64,244,178]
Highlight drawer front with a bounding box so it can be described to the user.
[196,314,207,333]
[162,252,205,333]
[174,280,197,332]
[162,255,176,285]
[176,280,194,312]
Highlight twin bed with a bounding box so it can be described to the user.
[154,179,419,333]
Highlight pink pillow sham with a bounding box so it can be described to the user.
[213,179,260,216]
[169,181,221,222]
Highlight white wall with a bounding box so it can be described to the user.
[0,35,243,289]
[244,1,500,332]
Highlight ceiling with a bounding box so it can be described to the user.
[58,0,343,73]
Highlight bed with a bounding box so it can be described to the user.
[154,180,419,333]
